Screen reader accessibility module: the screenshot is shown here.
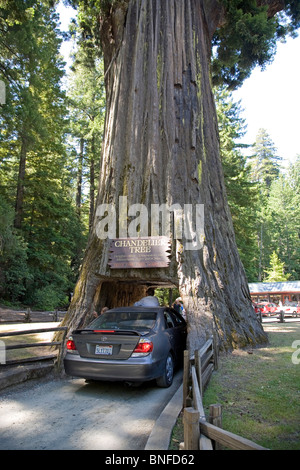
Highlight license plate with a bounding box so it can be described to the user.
[95,345,113,355]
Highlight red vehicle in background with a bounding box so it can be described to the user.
[252,303,261,315]
[255,302,278,317]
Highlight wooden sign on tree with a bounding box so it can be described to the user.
[108,237,172,269]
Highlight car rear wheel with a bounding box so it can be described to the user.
[156,353,174,388]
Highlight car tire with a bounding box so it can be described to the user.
[156,353,174,388]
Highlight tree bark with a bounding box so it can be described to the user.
[61,0,269,351]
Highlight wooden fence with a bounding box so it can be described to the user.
[22,308,67,323]
[182,333,268,451]
[0,326,67,366]
[258,311,300,324]
[0,308,67,324]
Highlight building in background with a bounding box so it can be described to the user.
[249,281,300,305]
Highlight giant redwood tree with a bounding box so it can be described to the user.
[61,0,299,351]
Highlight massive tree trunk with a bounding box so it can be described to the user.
[61,0,268,352]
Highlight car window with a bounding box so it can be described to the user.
[169,309,184,326]
[164,311,175,329]
[164,309,185,328]
[87,311,157,332]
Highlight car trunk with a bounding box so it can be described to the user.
[72,330,141,360]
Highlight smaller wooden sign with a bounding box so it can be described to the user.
[108,236,171,269]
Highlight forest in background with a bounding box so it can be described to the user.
[0,1,299,310]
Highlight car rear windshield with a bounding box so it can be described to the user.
[87,311,157,332]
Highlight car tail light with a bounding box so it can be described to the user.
[66,337,77,351]
[132,339,153,357]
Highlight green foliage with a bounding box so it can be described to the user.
[171,324,300,450]
[72,0,299,91]
[216,91,299,283]
[212,0,300,89]
[0,1,87,309]
[279,0,300,33]
[31,285,69,311]
[155,288,180,307]
[265,159,300,279]
[66,45,105,219]
[246,133,299,281]
[66,0,115,56]
[215,86,259,280]
[0,196,31,301]
[264,251,290,282]
[202,324,300,450]
[249,151,299,281]
[249,128,282,189]
[20,167,87,307]
[65,18,106,235]
[1,0,299,310]
[213,1,277,88]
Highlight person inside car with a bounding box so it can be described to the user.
[134,288,160,307]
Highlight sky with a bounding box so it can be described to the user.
[233,34,300,167]
[56,3,300,167]
[56,3,76,71]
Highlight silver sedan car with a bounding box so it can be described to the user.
[64,306,187,387]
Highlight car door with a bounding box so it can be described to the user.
[163,308,187,362]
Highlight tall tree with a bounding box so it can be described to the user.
[264,251,290,282]
[0,0,66,228]
[249,128,282,190]
[61,0,299,352]
[215,86,259,281]
[249,128,282,280]
[0,195,30,302]
[66,47,105,230]
[266,158,300,280]
[0,1,87,308]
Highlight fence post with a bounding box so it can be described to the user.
[279,310,285,323]
[194,349,203,396]
[213,331,219,370]
[183,407,200,450]
[209,404,222,450]
[24,308,31,323]
[183,350,190,408]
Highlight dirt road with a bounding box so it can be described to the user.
[0,371,182,450]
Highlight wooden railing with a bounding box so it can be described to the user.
[0,308,67,324]
[0,327,67,366]
[182,333,268,450]
[258,311,300,323]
